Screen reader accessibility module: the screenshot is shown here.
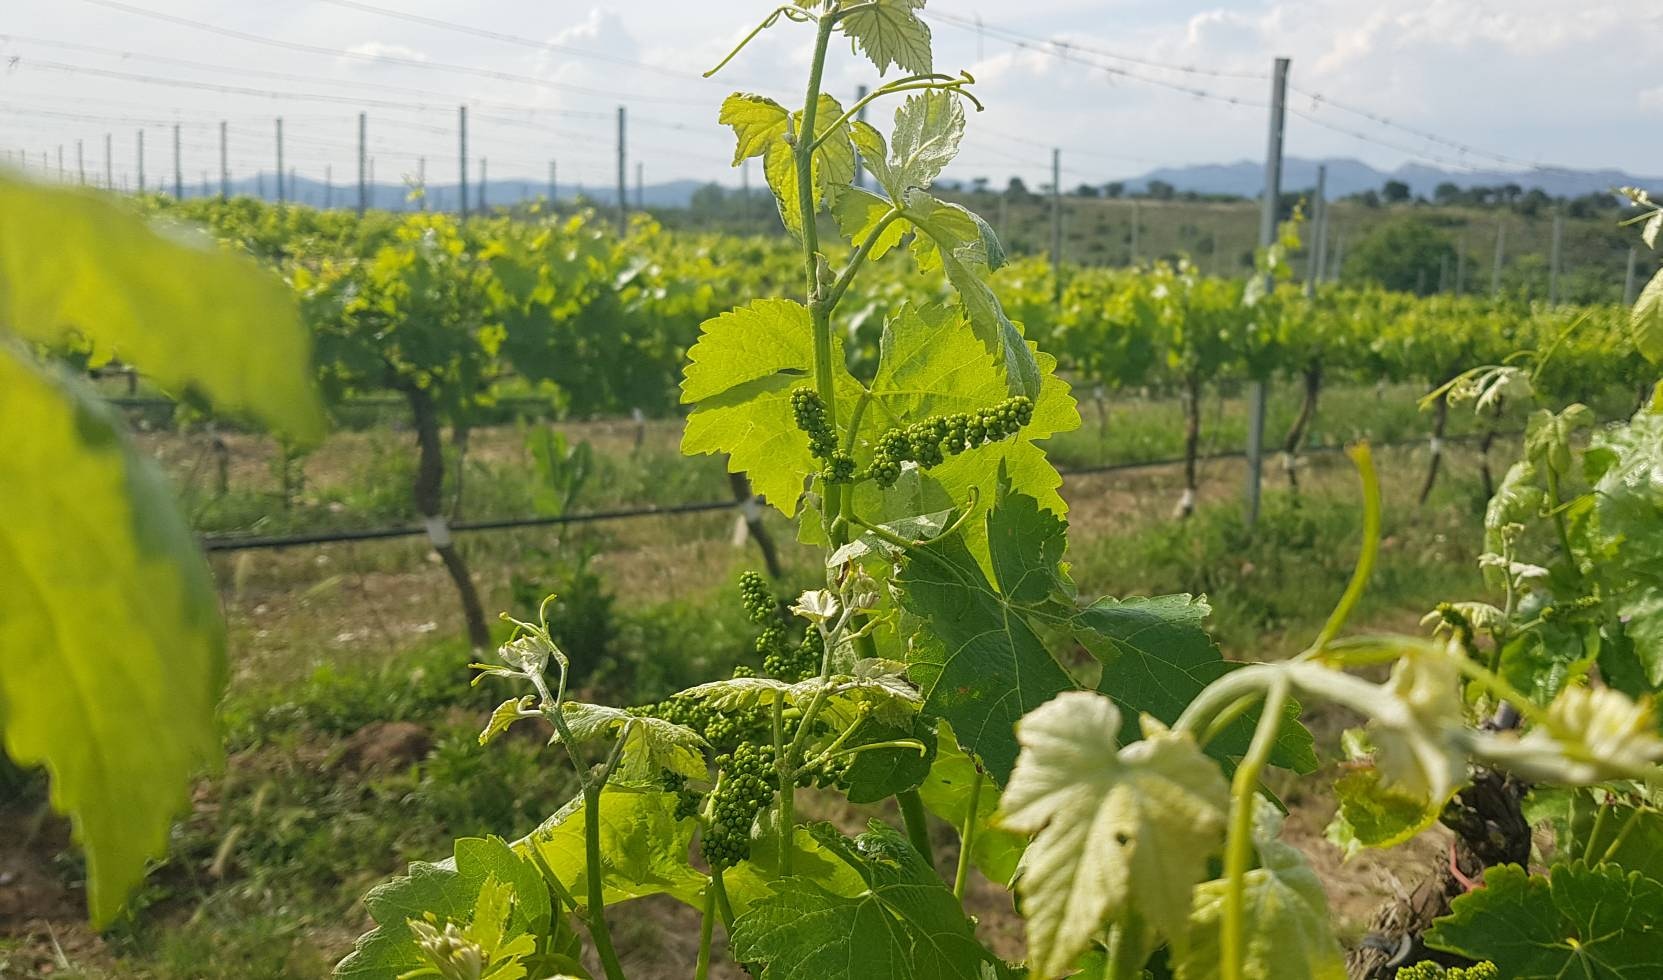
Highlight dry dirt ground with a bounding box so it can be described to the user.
[3,426,1483,979]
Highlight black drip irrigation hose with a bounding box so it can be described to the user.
[200,500,737,552]
[196,430,1508,554]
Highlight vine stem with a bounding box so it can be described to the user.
[695,885,716,980]
[1302,443,1380,657]
[898,789,936,869]
[711,867,736,931]
[1598,805,1643,865]
[1582,804,1611,865]
[797,12,843,538]
[527,654,627,980]
[773,689,793,877]
[1221,674,1289,980]
[1173,665,1278,739]
[583,779,628,980]
[823,209,904,313]
[952,768,983,899]
[1104,911,1146,980]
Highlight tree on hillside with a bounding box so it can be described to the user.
[1342,215,1456,295]
[1518,188,1553,216]
[1382,179,1412,204]
[1146,179,1176,200]
[1104,181,1125,198]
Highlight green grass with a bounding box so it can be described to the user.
[1071,477,1485,650]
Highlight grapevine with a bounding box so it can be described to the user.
[324,5,1663,980]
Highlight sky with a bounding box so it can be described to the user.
[3,0,1660,194]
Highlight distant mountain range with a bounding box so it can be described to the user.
[1111,157,1662,200]
[168,158,1659,211]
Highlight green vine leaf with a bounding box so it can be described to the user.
[897,488,1079,784]
[0,176,325,441]
[1632,267,1663,365]
[720,809,867,917]
[1176,808,1345,980]
[522,789,707,910]
[839,0,932,77]
[1591,413,1663,687]
[335,836,552,980]
[480,696,535,746]
[550,702,708,784]
[916,721,1026,886]
[681,298,859,515]
[831,186,906,260]
[998,692,1230,977]
[1071,595,1317,773]
[680,670,921,729]
[906,193,1038,397]
[1425,861,1663,978]
[1562,804,1663,884]
[842,715,938,804]
[0,355,224,927]
[729,821,1005,979]
[864,90,964,202]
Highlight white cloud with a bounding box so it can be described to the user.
[1642,87,1663,113]
[342,41,429,62]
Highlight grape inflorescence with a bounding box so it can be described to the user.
[790,386,1035,489]
[737,571,822,682]
[866,395,1035,488]
[700,742,776,868]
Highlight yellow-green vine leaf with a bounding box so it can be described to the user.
[523,788,707,909]
[681,299,859,515]
[720,808,867,918]
[830,186,905,260]
[479,696,534,746]
[906,193,1039,397]
[718,92,789,165]
[547,701,707,786]
[760,94,856,237]
[852,304,1078,569]
[1176,808,1345,980]
[840,0,932,77]
[0,352,224,926]
[1632,267,1663,366]
[335,835,554,979]
[998,692,1229,978]
[0,175,325,442]
[1324,764,1442,857]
